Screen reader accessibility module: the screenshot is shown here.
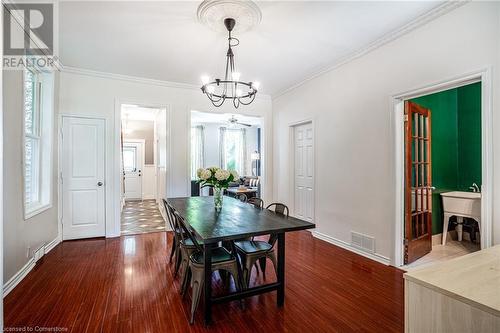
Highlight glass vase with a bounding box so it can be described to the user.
[213,187,224,211]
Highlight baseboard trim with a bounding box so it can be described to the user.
[3,235,61,297]
[44,235,62,254]
[311,231,391,266]
[142,195,155,200]
[3,258,35,297]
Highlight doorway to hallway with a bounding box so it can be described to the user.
[121,200,165,235]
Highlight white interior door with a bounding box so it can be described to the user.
[123,141,143,200]
[294,122,314,221]
[62,117,105,240]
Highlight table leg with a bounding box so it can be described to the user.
[203,243,213,325]
[457,216,464,242]
[277,232,285,307]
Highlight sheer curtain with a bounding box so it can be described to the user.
[219,127,247,176]
[191,125,205,179]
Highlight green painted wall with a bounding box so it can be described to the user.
[457,83,482,189]
[410,82,481,235]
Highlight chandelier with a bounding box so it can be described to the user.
[201,18,259,108]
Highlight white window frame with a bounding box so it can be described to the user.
[22,67,54,220]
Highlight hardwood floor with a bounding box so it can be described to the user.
[4,231,404,332]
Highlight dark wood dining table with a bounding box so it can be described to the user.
[167,196,315,325]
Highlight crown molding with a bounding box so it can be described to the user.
[61,65,200,90]
[272,1,468,99]
[60,64,272,100]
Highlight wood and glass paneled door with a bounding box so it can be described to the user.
[404,101,432,264]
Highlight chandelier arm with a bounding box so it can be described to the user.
[207,93,223,103]
[212,95,226,107]
[238,93,256,106]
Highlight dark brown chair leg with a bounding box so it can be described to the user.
[174,249,182,277]
[259,257,267,279]
[169,237,176,263]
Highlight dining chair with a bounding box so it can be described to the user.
[175,211,241,324]
[265,203,289,217]
[162,199,179,264]
[234,203,289,288]
[162,199,184,277]
[247,197,264,209]
[235,193,248,202]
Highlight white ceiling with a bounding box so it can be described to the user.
[191,110,262,126]
[60,1,444,96]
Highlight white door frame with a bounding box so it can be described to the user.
[58,114,108,240]
[288,119,316,222]
[123,139,145,200]
[114,99,172,237]
[391,68,493,267]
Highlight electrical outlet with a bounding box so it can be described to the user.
[26,246,31,258]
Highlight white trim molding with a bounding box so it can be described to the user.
[60,66,274,101]
[391,68,493,267]
[44,235,62,254]
[273,1,466,99]
[3,259,35,297]
[312,231,391,266]
[62,65,198,91]
[3,235,61,297]
[114,100,173,237]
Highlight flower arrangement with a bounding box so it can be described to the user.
[196,167,239,189]
[196,167,239,210]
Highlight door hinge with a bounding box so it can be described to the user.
[404,239,409,246]
[403,114,409,122]
[60,172,63,184]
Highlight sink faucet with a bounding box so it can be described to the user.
[469,183,480,193]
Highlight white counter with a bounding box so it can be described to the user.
[404,245,500,332]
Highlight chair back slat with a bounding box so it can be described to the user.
[162,199,176,231]
[235,193,248,203]
[266,203,289,217]
[173,211,203,253]
[248,197,264,209]
[265,202,290,246]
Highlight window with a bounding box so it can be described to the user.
[123,146,137,172]
[219,127,246,176]
[23,68,54,218]
[191,126,205,179]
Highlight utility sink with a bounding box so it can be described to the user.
[440,191,481,245]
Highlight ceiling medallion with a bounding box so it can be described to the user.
[197,0,262,34]
[200,17,259,108]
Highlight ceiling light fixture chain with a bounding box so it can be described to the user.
[200,17,259,109]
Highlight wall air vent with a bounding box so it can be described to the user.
[351,231,375,253]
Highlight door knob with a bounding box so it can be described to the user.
[97,181,103,186]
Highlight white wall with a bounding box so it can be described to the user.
[123,119,155,164]
[3,70,60,282]
[273,2,500,262]
[142,165,156,200]
[59,69,273,237]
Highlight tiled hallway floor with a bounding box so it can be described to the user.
[121,199,166,235]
